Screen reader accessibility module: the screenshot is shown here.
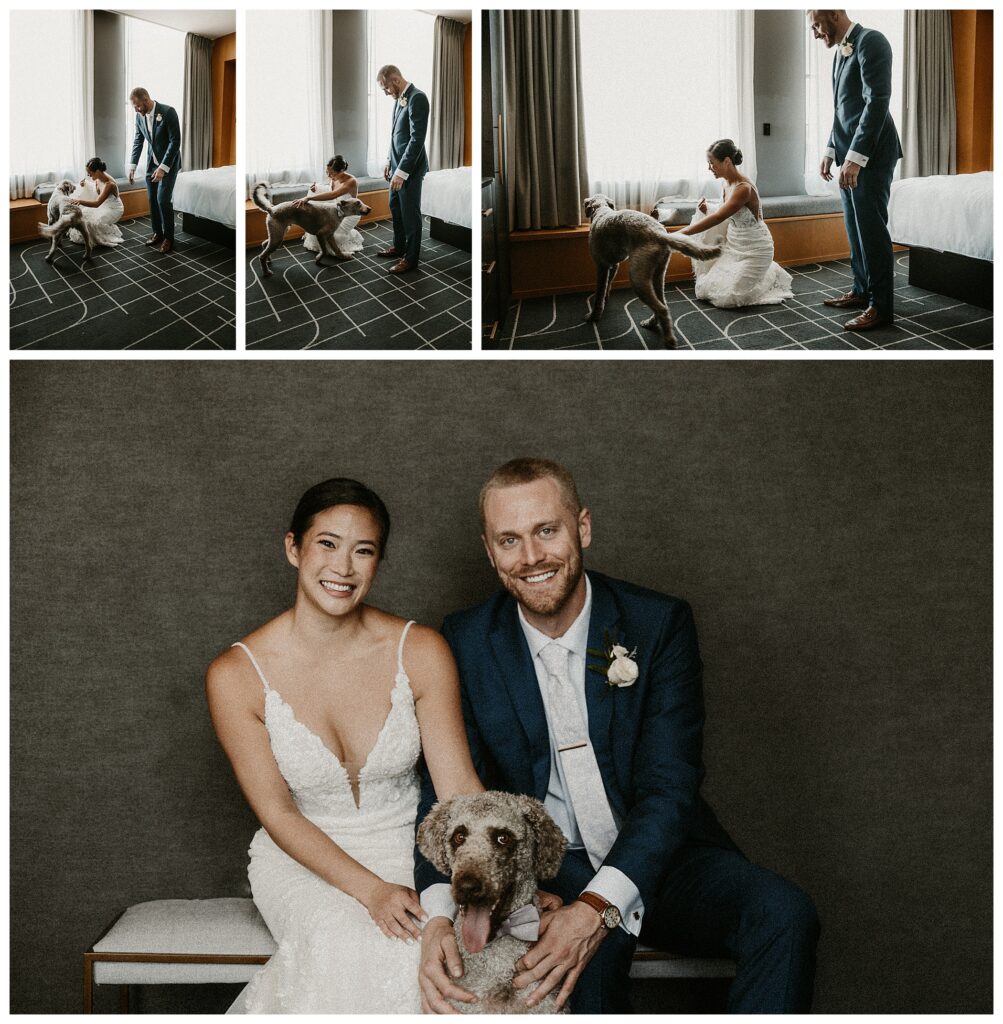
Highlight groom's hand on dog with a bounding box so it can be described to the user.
[419,916,477,1013]
[513,900,607,1010]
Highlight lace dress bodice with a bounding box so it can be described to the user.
[228,623,423,1014]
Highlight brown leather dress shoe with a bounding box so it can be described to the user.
[844,307,894,331]
[376,247,403,258]
[388,258,417,274]
[158,239,174,254]
[146,234,165,247]
[823,291,867,309]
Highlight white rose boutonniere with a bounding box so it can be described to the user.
[588,633,639,689]
[839,41,854,58]
[156,113,163,123]
[398,96,408,109]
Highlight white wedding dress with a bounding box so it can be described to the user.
[689,192,793,308]
[228,622,422,1014]
[68,178,125,248]
[301,184,365,256]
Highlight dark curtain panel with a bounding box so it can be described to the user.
[182,32,213,171]
[500,10,590,229]
[429,16,465,170]
[901,11,956,177]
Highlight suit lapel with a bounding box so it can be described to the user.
[833,25,861,95]
[584,573,620,759]
[489,598,550,798]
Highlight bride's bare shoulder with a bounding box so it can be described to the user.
[205,614,289,701]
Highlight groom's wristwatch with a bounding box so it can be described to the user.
[576,891,622,930]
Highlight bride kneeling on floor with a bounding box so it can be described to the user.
[67,156,125,248]
[678,138,793,309]
[295,155,365,257]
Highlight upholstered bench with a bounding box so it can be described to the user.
[85,899,734,1011]
[33,178,147,205]
[653,193,843,225]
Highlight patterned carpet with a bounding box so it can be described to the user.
[246,218,472,350]
[498,253,993,351]
[9,215,235,350]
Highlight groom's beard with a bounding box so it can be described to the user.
[495,546,584,619]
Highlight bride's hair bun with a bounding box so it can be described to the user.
[328,155,349,173]
[708,139,742,166]
[85,157,107,172]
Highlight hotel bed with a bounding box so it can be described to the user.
[173,165,237,247]
[422,166,472,251]
[889,171,993,309]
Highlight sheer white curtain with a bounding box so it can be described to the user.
[804,11,904,196]
[123,16,185,174]
[367,11,435,177]
[9,10,94,199]
[580,10,756,211]
[245,10,333,190]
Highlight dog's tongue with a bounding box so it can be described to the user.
[462,906,493,954]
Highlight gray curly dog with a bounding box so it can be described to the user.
[417,792,568,1014]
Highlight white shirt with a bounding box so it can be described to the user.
[420,576,645,936]
[825,23,871,168]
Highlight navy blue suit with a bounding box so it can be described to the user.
[387,84,429,265]
[131,102,182,242]
[829,25,902,315]
[417,572,819,1013]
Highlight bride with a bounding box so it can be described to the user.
[295,155,365,256]
[678,139,793,308]
[206,478,483,1013]
[67,157,124,247]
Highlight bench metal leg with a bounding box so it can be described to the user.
[119,985,130,1013]
[83,955,94,1013]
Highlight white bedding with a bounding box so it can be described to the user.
[421,167,472,229]
[888,171,993,262]
[173,166,237,229]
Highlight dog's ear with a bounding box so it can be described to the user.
[514,795,567,880]
[417,800,454,874]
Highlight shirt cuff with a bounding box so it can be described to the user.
[157,162,171,173]
[420,883,456,924]
[583,866,644,937]
[128,164,137,173]
[393,168,409,181]
[824,147,836,160]
[845,149,869,168]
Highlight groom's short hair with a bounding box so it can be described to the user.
[479,458,582,529]
[376,64,402,84]
[129,87,151,101]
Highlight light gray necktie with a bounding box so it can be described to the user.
[538,642,619,869]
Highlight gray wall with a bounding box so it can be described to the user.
[753,10,807,196]
[10,361,991,1014]
[332,10,370,176]
[94,11,127,177]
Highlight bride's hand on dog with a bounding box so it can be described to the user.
[513,900,607,1010]
[419,916,478,1013]
[362,880,425,942]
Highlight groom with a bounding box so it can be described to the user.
[376,64,429,275]
[810,10,902,332]
[417,458,820,1013]
[127,87,182,254]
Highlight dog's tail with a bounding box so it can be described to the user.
[251,183,274,214]
[662,230,721,262]
[39,209,81,238]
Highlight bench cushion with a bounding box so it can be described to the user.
[654,193,843,225]
[33,178,146,204]
[91,898,276,985]
[256,176,388,205]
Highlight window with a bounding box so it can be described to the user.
[367,11,435,177]
[10,10,92,198]
[804,11,904,195]
[245,10,321,184]
[580,11,755,211]
[123,16,185,172]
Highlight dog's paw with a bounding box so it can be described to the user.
[639,314,657,329]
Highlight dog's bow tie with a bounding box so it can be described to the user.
[496,903,541,942]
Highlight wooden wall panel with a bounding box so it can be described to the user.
[463,23,472,167]
[952,10,993,173]
[211,33,237,168]
[508,217,853,299]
